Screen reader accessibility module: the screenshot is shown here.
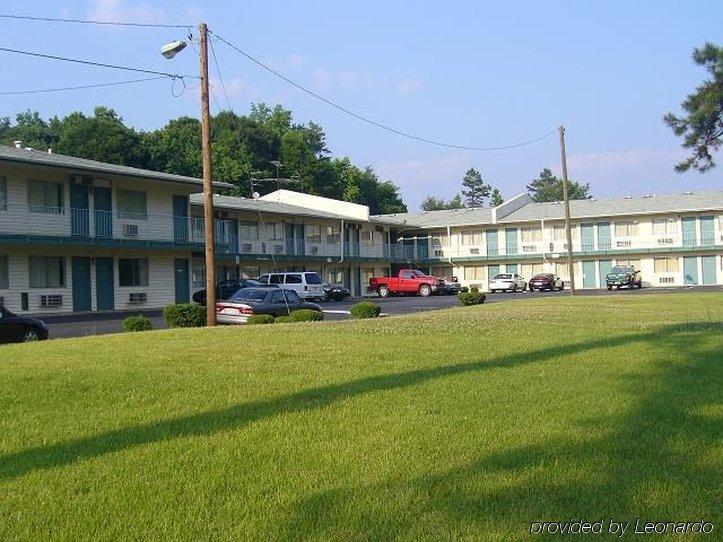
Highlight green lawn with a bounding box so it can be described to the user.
[1,293,721,540]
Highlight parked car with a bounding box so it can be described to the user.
[257,272,325,300]
[192,278,271,305]
[488,273,527,293]
[216,288,323,324]
[0,306,49,343]
[528,273,565,291]
[606,266,642,290]
[437,276,464,295]
[322,282,351,302]
[369,269,441,298]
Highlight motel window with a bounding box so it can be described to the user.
[652,218,678,235]
[463,266,486,281]
[326,268,344,284]
[305,225,322,244]
[460,230,483,246]
[27,180,64,214]
[614,221,639,237]
[521,227,542,242]
[0,256,8,289]
[552,224,578,240]
[555,262,569,280]
[241,266,260,279]
[325,225,341,244]
[192,261,205,288]
[431,267,453,280]
[361,267,375,287]
[118,258,149,287]
[29,257,65,288]
[0,177,6,210]
[360,228,374,245]
[261,222,283,240]
[431,233,450,247]
[521,263,544,277]
[117,190,147,220]
[654,258,679,273]
[239,220,258,240]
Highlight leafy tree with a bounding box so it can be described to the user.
[526,168,591,202]
[664,43,723,173]
[420,194,464,211]
[461,168,490,207]
[490,188,504,206]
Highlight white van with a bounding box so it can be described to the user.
[257,272,325,300]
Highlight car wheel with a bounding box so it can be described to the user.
[378,286,390,298]
[512,285,517,292]
[22,328,40,342]
[419,284,432,297]
[637,281,643,289]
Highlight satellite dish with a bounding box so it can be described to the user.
[252,192,261,199]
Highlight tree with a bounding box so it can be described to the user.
[490,188,504,206]
[526,168,591,202]
[420,194,464,211]
[664,43,723,173]
[461,168,490,207]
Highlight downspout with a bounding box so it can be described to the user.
[338,219,345,263]
[541,218,549,267]
[447,225,454,266]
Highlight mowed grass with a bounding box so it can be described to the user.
[1,294,721,541]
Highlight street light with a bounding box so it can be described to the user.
[162,24,217,325]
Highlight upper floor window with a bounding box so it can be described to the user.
[117,190,147,220]
[552,224,578,240]
[262,222,283,240]
[305,224,322,244]
[239,220,258,240]
[360,228,374,245]
[460,231,482,245]
[119,258,149,287]
[431,233,449,247]
[29,256,65,288]
[0,177,7,210]
[0,255,8,289]
[325,225,341,244]
[28,180,64,214]
[615,221,639,237]
[521,227,542,242]
[652,218,678,235]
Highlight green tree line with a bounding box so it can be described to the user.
[0,103,407,215]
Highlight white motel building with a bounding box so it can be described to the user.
[0,144,721,315]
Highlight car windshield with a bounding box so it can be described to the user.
[412,270,428,277]
[494,274,512,280]
[532,274,552,280]
[304,272,323,284]
[230,289,268,302]
[611,266,633,274]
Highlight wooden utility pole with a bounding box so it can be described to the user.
[559,126,576,295]
[199,22,217,325]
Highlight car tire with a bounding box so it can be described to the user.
[419,284,432,297]
[637,281,643,289]
[607,286,612,291]
[378,285,390,298]
[22,328,40,342]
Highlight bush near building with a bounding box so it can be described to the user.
[122,315,153,332]
[290,309,324,322]
[246,314,275,325]
[274,316,293,324]
[163,304,206,328]
[349,301,382,319]
[458,287,486,306]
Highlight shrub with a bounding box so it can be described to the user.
[122,315,152,332]
[290,309,324,322]
[349,301,382,319]
[274,315,293,324]
[470,286,480,293]
[458,290,486,306]
[246,314,275,325]
[163,304,206,328]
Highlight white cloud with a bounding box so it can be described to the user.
[87,0,167,23]
[211,76,246,99]
[395,75,423,96]
[312,67,376,92]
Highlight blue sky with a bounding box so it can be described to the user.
[1,0,721,209]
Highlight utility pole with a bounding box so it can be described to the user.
[199,22,217,325]
[559,126,576,295]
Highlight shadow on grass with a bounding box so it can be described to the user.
[277,323,723,539]
[1,322,721,488]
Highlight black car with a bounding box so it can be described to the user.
[216,288,323,324]
[528,273,565,291]
[605,266,642,290]
[0,306,49,344]
[192,278,272,305]
[322,282,351,302]
[437,277,463,295]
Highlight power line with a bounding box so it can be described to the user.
[0,13,191,28]
[0,45,197,79]
[210,30,557,152]
[0,76,167,96]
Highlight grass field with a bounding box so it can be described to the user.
[1,293,721,540]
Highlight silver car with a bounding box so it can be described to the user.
[488,273,527,293]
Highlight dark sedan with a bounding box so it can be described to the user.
[322,282,351,302]
[216,288,322,324]
[0,306,49,343]
[528,273,565,291]
[192,278,272,305]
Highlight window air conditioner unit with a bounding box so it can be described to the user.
[123,224,139,238]
[469,248,480,255]
[434,250,444,257]
[659,276,674,284]
[657,238,673,245]
[310,245,319,254]
[242,243,253,253]
[522,245,536,252]
[616,240,631,247]
[128,292,147,304]
[261,243,267,254]
[40,294,63,308]
[274,244,284,254]
[549,243,555,251]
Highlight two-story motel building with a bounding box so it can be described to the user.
[0,144,721,315]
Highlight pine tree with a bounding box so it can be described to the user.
[461,168,491,207]
[490,188,504,206]
[526,168,591,202]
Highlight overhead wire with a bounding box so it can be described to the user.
[0,13,191,28]
[0,76,167,96]
[209,30,557,152]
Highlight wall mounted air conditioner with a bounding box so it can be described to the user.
[128,292,147,304]
[616,240,631,247]
[657,238,674,245]
[522,245,536,252]
[274,244,284,254]
[659,276,675,284]
[123,224,139,238]
[310,245,319,254]
[469,248,480,254]
[242,243,253,253]
[40,294,63,308]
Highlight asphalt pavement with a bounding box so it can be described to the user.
[41,285,721,340]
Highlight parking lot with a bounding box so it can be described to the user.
[40,285,722,340]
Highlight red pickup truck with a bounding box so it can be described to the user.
[369,269,441,298]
